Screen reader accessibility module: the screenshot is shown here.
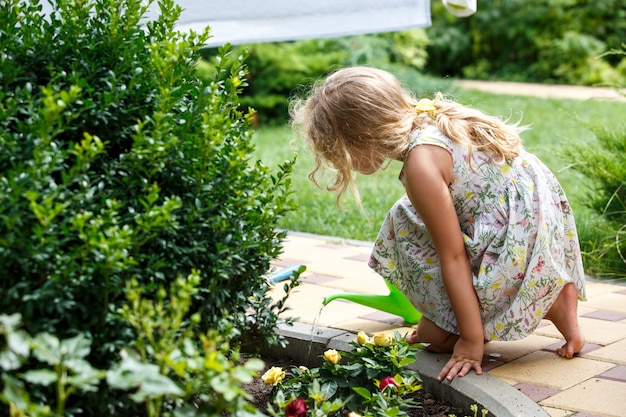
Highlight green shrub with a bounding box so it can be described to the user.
[426,0,626,86]
[0,0,295,413]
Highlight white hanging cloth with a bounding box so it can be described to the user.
[148,0,432,47]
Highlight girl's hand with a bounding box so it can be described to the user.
[437,337,483,382]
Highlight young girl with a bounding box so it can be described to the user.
[290,66,586,382]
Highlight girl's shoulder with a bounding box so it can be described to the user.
[406,126,454,156]
[400,127,455,184]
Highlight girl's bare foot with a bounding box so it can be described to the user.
[545,283,585,358]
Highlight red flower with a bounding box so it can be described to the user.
[379,376,398,391]
[286,398,308,417]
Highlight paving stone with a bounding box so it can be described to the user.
[483,334,559,362]
[488,351,615,390]
[315,302,379,327]
[597,364,626,382]
[323,275,388,293]
[582,309,626,322]
[344,253,371,262]
[584,292,626,314]
[302,273,343,285]
[496,375,520,385]
[514,382,560,402]
[359,310,407,324]
[582,281,626,296]
[540,378,626,417]
[541,406,573,417]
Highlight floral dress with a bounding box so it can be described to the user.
[369,126,586,341]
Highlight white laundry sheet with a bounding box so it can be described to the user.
[165,0,432,47]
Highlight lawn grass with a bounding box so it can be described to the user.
[252,82,626,246]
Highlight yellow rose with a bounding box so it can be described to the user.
[373,333,393,347]
[356,331,369,345]
[298,365,309,373]
[323,349,341,365]
[261,366,285,386]
[348,413,363,417]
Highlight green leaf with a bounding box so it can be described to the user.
[244,357,265,372]
[352,386,372,400]
[31,333,61,366]
[60,334,92,360]
[6,331,31,358]
[320,380,338,400]
[21,369,58,386]
[129,374,183,402]
[398,357,415,367]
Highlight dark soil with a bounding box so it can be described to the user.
[245,355,468,417]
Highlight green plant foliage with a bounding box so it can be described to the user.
[0,271,272,416]
[0,314,106,417]
[426,0,626,86]
[110,271,267,416]
[0,0,296,413]
[564,120,626,278]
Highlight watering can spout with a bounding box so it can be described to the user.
[322,280,422,324]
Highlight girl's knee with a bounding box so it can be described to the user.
[416,318,457,353]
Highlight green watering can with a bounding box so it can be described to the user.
[322,280,422,324]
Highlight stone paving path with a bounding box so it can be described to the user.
[453,79,626,102]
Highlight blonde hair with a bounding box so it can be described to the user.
[290,66,527,206]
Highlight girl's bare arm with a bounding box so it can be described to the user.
[403,144,484,381]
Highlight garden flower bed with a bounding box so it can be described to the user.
[253,329,476,416]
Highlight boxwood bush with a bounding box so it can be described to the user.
[0,0,295,413]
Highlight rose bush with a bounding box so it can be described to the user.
[261,331,423,416]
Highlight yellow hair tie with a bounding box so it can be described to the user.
[415,98,436,116]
